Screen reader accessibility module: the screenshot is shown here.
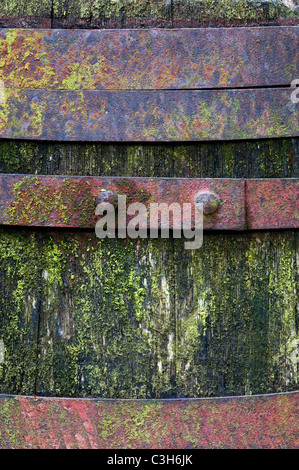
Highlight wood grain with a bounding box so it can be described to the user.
[1,1,298,28]
[0,228,297,397]
[1,139,297,178]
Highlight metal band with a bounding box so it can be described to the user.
[0,175,297,230]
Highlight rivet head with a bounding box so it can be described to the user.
[195,190,220,215]
[97,189,117,206]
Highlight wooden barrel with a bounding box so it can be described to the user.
[0,0,298,449]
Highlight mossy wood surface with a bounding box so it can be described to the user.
[1,139,298,178]
[0,0,298,399]
[0,1,298,28]
[0,139,298,398]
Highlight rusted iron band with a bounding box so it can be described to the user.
[0,27,298,90]
[0,175,297,230]
[0,27,297,141]
[246,179,299,229]
[0,88,298,141]
[0,392,297,449]
[0,175,245,230]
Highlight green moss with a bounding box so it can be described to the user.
[241,234,298,392]
[0,138,298,179]
[52,0,171,21]
[175,231,298,397]
[0,141,35,173]
[30,233,179,398]
[0,230,41,394]
[0,0,52,16]
[0,228,297,398]
[1,0,298,29]
[50,0,298,23]
[174,0,298,22]
[8,176,96,227]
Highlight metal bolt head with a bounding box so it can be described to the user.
[97,189,117,206]
[195,190,220,215]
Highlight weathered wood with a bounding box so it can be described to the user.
[174,230,298,396]
[51,0,299,29]
[52,0,173,29]
[172,0,299,27]
[0,230,179,398]
[1,88,298,141]
[1,27,297,89]
[0,229,297,397]
[0,230,41,395]
[0,139,298,178]
[0,392,298,448]
[0,0,298,28]
[0,0,52,28]
[0,137,298,398]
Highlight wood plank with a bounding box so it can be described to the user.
[51,0,299,29]
[0,27,298,90]
[0,229,297,397]
[1,0,297,29]
[1,88,298,141]
[0,229,41,395]
[173,0,299,28]
[0,230,178,398]
[52,0,173,29]
[1,139,298,179]
[0,1,52,28]
[0,392,297,448]
[174,230,298,397]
